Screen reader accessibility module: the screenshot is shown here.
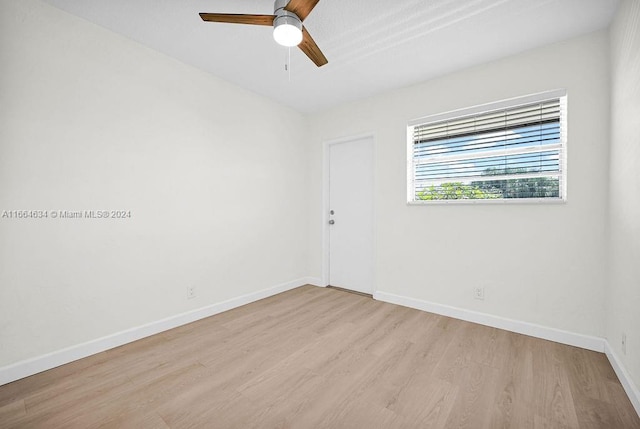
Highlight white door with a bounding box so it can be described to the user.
[328,137,374,294]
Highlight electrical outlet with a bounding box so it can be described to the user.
[622,333,627,355]
[187,286,196,300]
[474,287,485,300]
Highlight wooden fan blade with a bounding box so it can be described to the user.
[199,13,275,26]
[284,0,320,21]
[299,27,328,67]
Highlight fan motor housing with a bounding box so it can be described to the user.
[274,0,302,29]
[274,12,302,30]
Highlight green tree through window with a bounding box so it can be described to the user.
[416,168,560,200]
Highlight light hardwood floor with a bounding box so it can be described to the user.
[1,285,638,428]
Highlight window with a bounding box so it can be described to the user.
[407,90,567,203]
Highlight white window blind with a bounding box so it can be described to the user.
[408,92,567,203]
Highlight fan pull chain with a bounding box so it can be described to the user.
[285,47,291,81]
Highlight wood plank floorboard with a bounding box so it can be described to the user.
[1,285,638,428]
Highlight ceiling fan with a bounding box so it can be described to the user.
[199,0,328,67]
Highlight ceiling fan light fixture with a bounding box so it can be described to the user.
[199,0,328,67]
[273,12,303,47]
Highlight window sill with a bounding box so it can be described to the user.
[407,197,566,206]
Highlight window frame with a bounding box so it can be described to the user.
[407,89,568,205]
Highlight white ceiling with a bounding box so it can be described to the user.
[41,0,619,113]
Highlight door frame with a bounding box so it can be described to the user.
[322,133,376,293]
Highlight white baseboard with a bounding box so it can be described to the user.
[304,277,326,287]
[0,278,308,387]
[605,341,640,417]
[373,291,605,352]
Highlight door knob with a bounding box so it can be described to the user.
[329,220,335,225]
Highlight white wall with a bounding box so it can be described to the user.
[308,31,611,338]
[0,0,309,368]
[607,0,640,392]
